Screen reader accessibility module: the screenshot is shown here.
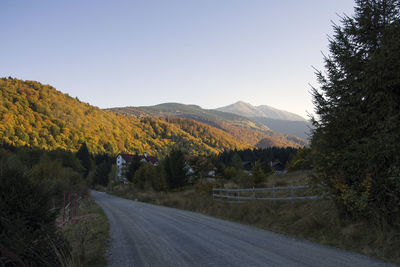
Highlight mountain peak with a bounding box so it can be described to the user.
[217,101,306,121]
[234,100,251,105]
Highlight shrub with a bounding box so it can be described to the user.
[0,163,68,266]
[134,163,166,191]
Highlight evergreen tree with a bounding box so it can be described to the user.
[164,149,187,189]
[76,142,92,177]
[251,161,265,187]
[230,153,243,170]
[94,161,111,186]
[311,0,400,224]
[127,154,142,182]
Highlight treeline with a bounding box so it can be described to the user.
[106,147,301,193]
[217,147,298,168]
[0,78,248,156]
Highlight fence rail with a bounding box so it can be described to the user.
[57,192,81,227]
[213,186,323,201]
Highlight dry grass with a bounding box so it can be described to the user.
[108,171,400,265]
[263,170,312,187]
[62,195,109,267]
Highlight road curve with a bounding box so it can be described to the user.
[91,190,390,267]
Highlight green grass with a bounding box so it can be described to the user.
[62,195,109,267]
[108,171,400,265]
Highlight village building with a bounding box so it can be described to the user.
[116,153,158,182]
[270,161,287,174]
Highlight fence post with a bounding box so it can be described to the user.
[253,187,255,200]
[74,193,77,217]
[290,186,294,204]
[68,193,71,220]
[63,191,66,222]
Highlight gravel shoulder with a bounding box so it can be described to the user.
[91,190,391,267]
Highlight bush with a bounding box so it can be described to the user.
[0,163,68,266]
[134,163,166,191]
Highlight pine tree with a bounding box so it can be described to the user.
[94,161,111,186]
[127,155,142,182]
[164,149,188,190]
[251,161,265,188]
[311,0,400,224]
[230,153,243,170]
[76,142,92,177]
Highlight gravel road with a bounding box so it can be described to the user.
[91,190,391,267]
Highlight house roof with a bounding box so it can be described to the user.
[146,156,158,164]
[139,155,158,164]
[271,161,283,167]
[118,153,158,164]
[271,161,285,171]
[119,154,134,162]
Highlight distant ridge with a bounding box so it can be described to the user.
[216,101,312,140]
[109,103,308,148]
[217,101,306,121]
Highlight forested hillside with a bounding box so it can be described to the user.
[0,78,249,155]
[110,103,307,148]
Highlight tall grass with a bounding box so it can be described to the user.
[61,195,109,267]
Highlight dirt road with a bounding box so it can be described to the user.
[91,190,390,267]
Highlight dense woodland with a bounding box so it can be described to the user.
[0,78,249,156]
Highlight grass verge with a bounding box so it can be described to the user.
[108,171,400,265]
[61,194,109,267]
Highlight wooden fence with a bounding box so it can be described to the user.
[212,185,323,201]
[57,192,81,227]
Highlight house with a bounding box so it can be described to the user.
[200,168,217,184]
[116,153,158,182]
[270,161,287,174]
[116,154,134,182]
[139,153,159,166]
[242,161,253,172]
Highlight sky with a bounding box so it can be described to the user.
[0,0,355,118]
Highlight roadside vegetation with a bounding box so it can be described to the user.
[0,144,109,266]
[62,195,109,267]
[108,170,399,265]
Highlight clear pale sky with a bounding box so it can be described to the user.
[0,0,355,118]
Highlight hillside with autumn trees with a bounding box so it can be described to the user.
[110,103,308,148]
[0,78,251,156]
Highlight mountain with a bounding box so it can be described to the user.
[0,78,249,155]
[217,101,312,140]
[250,117,311,140]
[109,103,308,148]
[110,102,272,132]
[217,101,306,121]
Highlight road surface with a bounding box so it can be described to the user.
[91,190,390,267]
